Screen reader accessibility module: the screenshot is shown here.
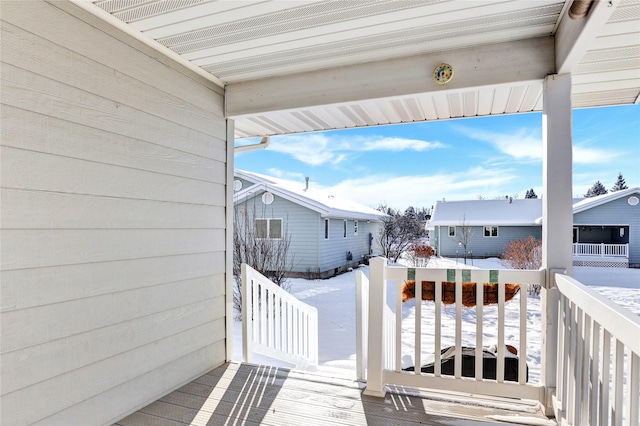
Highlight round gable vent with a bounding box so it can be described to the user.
[628,196,639,206]
[233,180,243,191]
[262,192,274,205]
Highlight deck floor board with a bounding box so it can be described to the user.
[114,362,554,425]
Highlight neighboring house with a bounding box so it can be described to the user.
[427,187,640,267]
[426,198,543,260]
[234,170,386,278]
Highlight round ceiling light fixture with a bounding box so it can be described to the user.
[433,63,454,85]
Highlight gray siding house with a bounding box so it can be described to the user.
[234,170,386,278]
[427,187,640,267]
[427,198,543,259]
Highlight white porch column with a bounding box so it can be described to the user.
[541,74,574,414]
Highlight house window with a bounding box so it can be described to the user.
[484,226,498,237]
[354,220,358,236]
[324,219,329,239]
[269,219,282,239]
[255,218,282,239]
[343,220,347,238]
[448,226,456,237]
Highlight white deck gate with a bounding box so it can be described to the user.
[242,263,318,366]
[553,274,639,426]
[363,257,546,403]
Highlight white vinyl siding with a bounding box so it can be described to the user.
[1,2,228,424]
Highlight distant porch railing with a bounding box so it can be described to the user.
[553,273,639,426]
[361,257,546,403]
[242,263,318,366]
[573,243,629,258]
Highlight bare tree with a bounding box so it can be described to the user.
[233,202,294,318]
[406,242,434,267]
[455,215,475,264]
[501,236,542,269]
[376,204,426,263]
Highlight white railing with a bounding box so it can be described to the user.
[363,257,546,403]
[573,243,629,258]
[355,270,395,381]
[553,274,639,426]
[242,263,318,366]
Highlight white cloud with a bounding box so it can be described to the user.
[456,125,622,166]
[322,167,518,209]
[361,137,446,152]
[268,133,445,166]
[456,126,542,160]
[573,144,619,164]
[265,168,306,181]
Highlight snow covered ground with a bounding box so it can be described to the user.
[233,258,640,383]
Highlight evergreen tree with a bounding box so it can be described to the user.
[525,188,538,199]
[404,206,417,219]
[611,172,628,192]
[585,181,608,197]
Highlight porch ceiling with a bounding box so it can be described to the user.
[82,0,640,138]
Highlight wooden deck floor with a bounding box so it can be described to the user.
[114,362,555,426]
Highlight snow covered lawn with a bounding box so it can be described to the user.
[233,258,640,383]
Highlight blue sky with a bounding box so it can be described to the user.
[235,104,640,211]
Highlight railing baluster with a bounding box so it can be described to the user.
[601,329,611,426]
[497,281,505,383]
[454,274,462,379]
[433,277,444,377]
[580,309,591,423]
[590,321,601,425]
[415,278,422,376]
[557,294,567,412]
[395,279,402,372]
[260,283,267,346]
[519,282,527,385]
[612,339,624,426]
[567,301,577,426]
[275,292,281,352]
[574,307,585,425]
[628,352,640,426]
[476,279,484,381]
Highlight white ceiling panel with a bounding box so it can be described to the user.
[84,0,639,138]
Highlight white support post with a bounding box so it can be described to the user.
[226,119,235,362]
[364,257,387,397]
[541,73,574,415]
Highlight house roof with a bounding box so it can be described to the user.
[77,1,640,139]
[427,198,544,229]
[427,187,640,229]
[570,186,640,214]
[234,169,387,221]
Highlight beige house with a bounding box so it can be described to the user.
[1,1,639,425]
